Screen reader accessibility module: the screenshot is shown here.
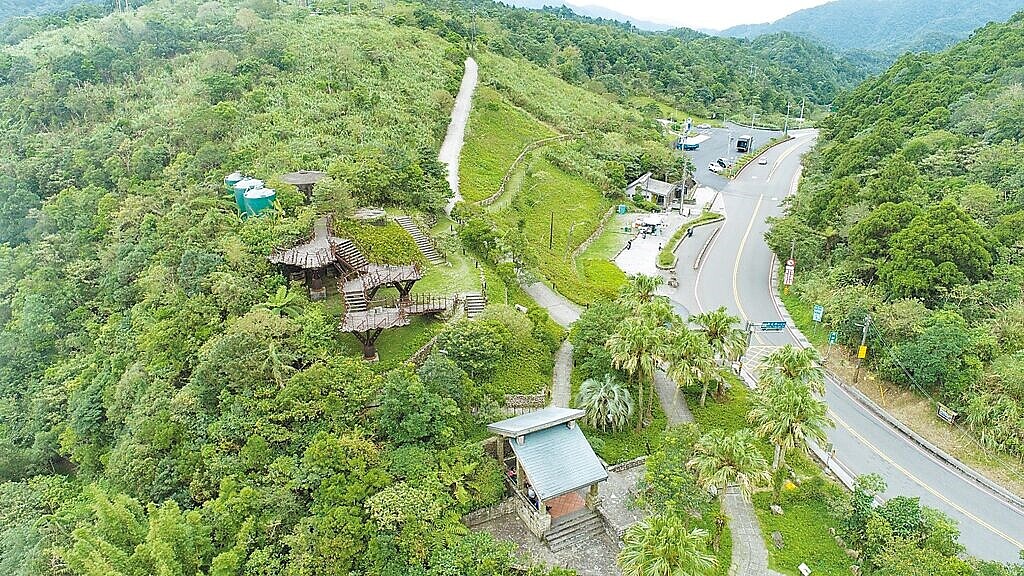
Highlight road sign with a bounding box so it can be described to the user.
[761,321,786,332]
[783,258,796,286]
[828,331,838,344]
[937,403,958,425]
[858,345,868,359]
[812,304,824,322]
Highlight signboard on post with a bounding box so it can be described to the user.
[828,331,838,344]
[783,258,796,286]
[937,403,958,425]
[761,321,787,332]
[812,304,824,322]
[858,345,868,359]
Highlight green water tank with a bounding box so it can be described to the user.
[244,187,276,216]
[618,204,628,214]
[224,171,244,190]
[233,178,263,212]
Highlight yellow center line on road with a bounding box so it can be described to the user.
[732,194,765,345]
[766,134,808,183]
[829,409,1024,550]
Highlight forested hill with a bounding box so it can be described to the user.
[453,1,865,116]
[766,13,1024,461]
[0,0,103,24]
[723,0,1024,55]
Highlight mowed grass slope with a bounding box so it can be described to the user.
[459,86,555,202]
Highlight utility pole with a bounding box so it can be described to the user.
[853,314,871,383]
[783,102,791,135]
[799,98,806,122]
[738,321,754,374]
[548,212,554,250]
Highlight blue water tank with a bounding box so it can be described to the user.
[243,187,276,216]
[232,178,263,212]
[224,171,244,190]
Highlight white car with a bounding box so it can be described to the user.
[708,163,724,173]
[758,156,768,165]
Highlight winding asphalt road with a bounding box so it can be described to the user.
[679,131,1024,563]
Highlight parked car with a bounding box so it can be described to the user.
[716,158,730,169]
[708,163,723,173]
[758,156,768,165]
[683,142,700,151]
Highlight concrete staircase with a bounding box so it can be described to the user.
[395,216,443,264]
[464,293,486,318]
[544,509,605,552]
[335,239,369,271]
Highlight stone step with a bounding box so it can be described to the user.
[464,293,486,318]
[394,216,443,263]
[544,511,605,552]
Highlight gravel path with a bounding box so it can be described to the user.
[439,57,478,215]
[653,370,694,425]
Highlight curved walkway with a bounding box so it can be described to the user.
[524,279,776,576]
[439,57,478,215]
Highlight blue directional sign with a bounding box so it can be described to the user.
[812,304,824,323]
[760,321,786,332]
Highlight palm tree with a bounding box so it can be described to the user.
[618,515,717,576]
[618,274,664,310]
[606,316,664,431]
[749,379,834,470]
[577,374,634,432]
[760,344,825,394]
[663,328,717,407]
[690,307,747,398]
[687,428,770,502]
[257,285,304,318]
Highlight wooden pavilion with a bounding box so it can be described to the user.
[280,170,327,204]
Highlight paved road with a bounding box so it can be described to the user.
[672,121,782,187]
[680,131,1024,563]
[439,57,478,215]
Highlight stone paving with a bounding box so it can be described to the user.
[724,487,787,576]
[524,281,582,328]
[475,512,622,575]
[613,212,685,278]
[550,341,573,408]
[598,465,646,538]
[653,370,695,425]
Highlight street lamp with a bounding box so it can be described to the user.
[750,113,759,130]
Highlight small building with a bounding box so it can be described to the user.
[626,172,685,208]
[487,407,608,539]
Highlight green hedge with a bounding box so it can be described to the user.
[656,211,723,268]
[721,135,793,178]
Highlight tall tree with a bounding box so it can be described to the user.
[687,428,770,501]
[617,274,664,310]
[577,374,634,432]
[759,344,826,394]
[749,378,834,469]
[663,327,718,407]
[690,307,747,397]
[606,316,664,431]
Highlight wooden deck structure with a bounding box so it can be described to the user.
[343,294,457,359]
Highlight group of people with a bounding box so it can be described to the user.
[506,466,541,510]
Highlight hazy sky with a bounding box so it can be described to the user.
[574,0,835,30]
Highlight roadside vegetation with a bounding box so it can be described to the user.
[767,13,1024,467]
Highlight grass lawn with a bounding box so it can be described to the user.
[459,85,555,203]
[337,315,444,370]
[687,375,755,435]
[752,475,851,576]
[496,155,615,305]
[625,95,722,127]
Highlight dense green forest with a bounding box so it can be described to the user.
[767,12,1024,463]
[723,0,1024,57]
[0,0,103,25]
[417,1,866,119]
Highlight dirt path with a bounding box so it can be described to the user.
[439,57,478,215]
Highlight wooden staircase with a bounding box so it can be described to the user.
[543,509,605,552]
[342,284,367,313]
[464,292,486,318]
[334,238,369,271]
[395,216,443,264]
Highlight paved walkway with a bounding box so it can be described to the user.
[551,341,573,408]
[524,281,582,328]
[724,487,786,576]
[439,57,478,215]
[653,370,694,425]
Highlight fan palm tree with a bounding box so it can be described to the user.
[618,515,717,576]
[577,374,634,432]
[663,327,717,407]
[690,307,747,365]
[749,379,834,470]
[760,344,825,394]
[257,285,304,319]
[618,274,664,310]
[687,428,770,502]
[606,316,664,431]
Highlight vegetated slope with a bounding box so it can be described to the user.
[723,0,1024,54]
[0,0,104,24]
[766,13,1024,462]
[497,0,671,31]
[418,1,867,119]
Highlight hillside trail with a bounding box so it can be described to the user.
[440,57,478,215]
